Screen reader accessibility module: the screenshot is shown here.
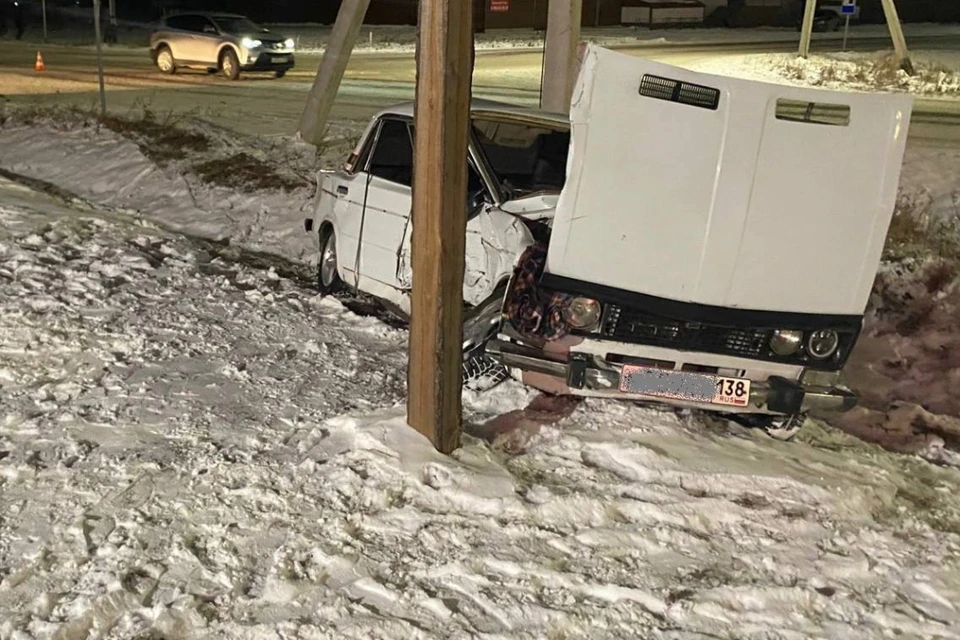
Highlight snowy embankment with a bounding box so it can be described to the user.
[2,180,960,638]
[692,50,960,97]
[0,113,358,270]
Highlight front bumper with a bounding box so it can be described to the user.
[486,339,858,416]
[243,52,295,71]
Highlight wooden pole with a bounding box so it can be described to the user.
[92,0,107,117]
[798,0,816,58]
[408,0,474,454]
[541,0,583,113]
[879,0,914,74]
[298,0,372,146]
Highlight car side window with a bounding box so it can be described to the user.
[368,119,414,187]
[176,15,213,34]
[165,15,187,30]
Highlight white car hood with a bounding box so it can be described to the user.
[546,46,913,316]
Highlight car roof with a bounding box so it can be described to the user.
[374,99,569,128]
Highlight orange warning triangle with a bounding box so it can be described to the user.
[35,51,46,72]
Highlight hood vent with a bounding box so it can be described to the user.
[639,74,720,111]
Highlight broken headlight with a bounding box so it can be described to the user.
[564,297,602,331]
[769,329,803,356]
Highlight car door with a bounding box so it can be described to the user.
[192,16,223,65]
[162,15,193,61]
[356,118,414,290]
[396,159,497,305]
[172,15,218,64]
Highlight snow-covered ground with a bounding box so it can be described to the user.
[692,50,960,97]
[2,175,960,639]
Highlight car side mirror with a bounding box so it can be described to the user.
[204,25,216,34]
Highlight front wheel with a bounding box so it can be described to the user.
[220,49,240,81]
[317,228,343,294]
[275,70,287,79]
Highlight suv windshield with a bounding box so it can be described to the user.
[472,117,570,197]
[211,16,266,35]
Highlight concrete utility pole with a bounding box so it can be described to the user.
[798,0,816,58]
[541,0,583,113]
[298,0,372,146]
[879,0,913,73]
[92,0,106,117]
[408,0,474,454]
[41,0,47,42]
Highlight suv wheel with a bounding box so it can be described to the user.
[156,46,176,74]
[220,49,240,81]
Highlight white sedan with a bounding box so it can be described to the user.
[307,101,569,319]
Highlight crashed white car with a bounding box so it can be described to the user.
[308,45,913,430]
[305,99,567,365]
[490,46,912,429]
[306,100,565,308]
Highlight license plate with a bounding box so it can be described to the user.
[271,56,286,63]
[619,365,751,408]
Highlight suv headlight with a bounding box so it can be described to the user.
[807,330,840,360]
[563,297,602,331]
[284,38,295,50]
[241,37,262,49]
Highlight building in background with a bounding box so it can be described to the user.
[620,0,706,28]
[115,0,960,27]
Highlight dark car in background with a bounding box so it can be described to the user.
[796,9,844,32]
[149,13,295,80]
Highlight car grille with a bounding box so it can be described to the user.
[601,305,772,359]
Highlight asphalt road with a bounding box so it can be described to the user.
[1,34,960,145]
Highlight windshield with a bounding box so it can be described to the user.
[472,118,570,197]
[212,16,266,35]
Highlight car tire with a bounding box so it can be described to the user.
[156,46,176,74]
[730,412,806,442]
[317,227,343,295]
[220,49,240,81]
[275,70,287,79]
[462,351,509,391]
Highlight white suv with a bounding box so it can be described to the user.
[149,13,295,80]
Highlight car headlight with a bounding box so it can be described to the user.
[563,297,602,331]
[807,330,840,360]
[241,37,262,49]
[284,38,295,50]
[769,329,803,356]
